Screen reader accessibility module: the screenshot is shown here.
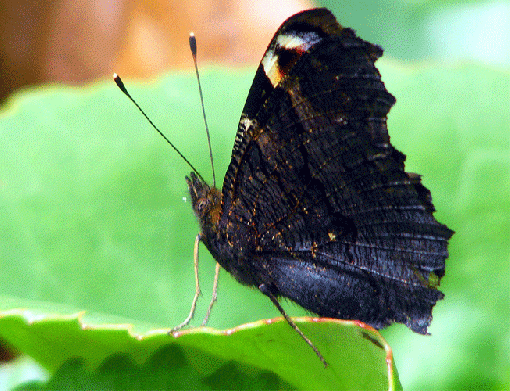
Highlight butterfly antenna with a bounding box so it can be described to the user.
[189,32,216,188]
[113,73,205,183]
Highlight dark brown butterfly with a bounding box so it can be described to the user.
[117,8,453,366]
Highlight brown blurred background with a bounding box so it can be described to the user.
[0,0,314,104]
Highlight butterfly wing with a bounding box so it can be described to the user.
[216,8,453,333]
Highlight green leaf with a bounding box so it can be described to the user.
[0,70,401,389]
[1,62,509,390]
[0,309,398,390]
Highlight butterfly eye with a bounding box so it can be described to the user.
[196,198,210,213]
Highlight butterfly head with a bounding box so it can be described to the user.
[186,172,222,234]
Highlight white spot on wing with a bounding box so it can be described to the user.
[261,32,322,87]
[239,116,255,131]
[276,32,322,51]
[261,49,279,86]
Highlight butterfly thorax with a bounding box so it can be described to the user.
[186,171,267,287]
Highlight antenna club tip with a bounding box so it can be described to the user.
[189,33,197,56]
[113,73,127,94]
[189,32,195,37]
[113,73,122,85]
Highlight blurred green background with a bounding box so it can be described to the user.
[1,0,509,390]
[324,0,510,66]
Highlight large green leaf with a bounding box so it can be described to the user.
[0,70,401,389]
[0,309,398,390]
[1,61,509,390]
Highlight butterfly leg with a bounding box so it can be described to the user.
[170,233,202,332]
[259,283,328,367]
[201,262,221,326]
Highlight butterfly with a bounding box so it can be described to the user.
[117,7,454,366]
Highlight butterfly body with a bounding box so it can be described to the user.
[187,8,453,335]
